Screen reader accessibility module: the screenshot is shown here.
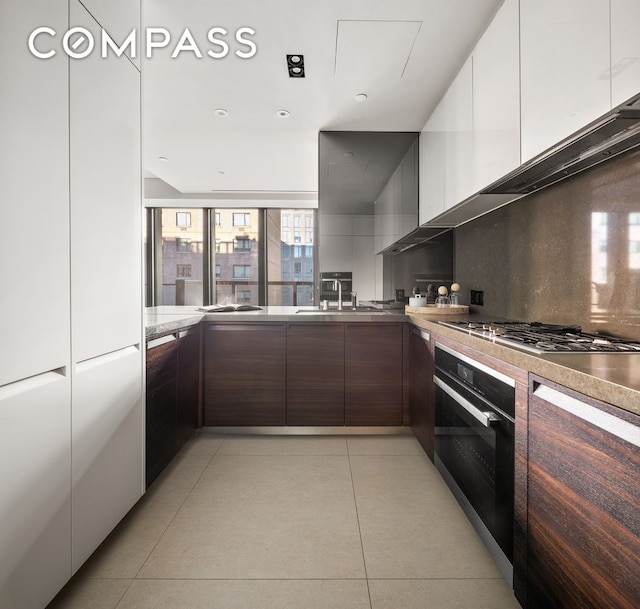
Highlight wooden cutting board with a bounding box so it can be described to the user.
[405,304,469,317]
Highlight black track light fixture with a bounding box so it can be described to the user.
[287,54,305,78]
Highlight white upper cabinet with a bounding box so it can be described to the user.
[70,0,141,363]
[443,58,474,209]
[472,0,521,190]
[520,0,611,163]
[611,0,640,107]
[0,0,70,387]
[375,141,419,252]
[419,100,446,224]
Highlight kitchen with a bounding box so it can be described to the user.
[2,1,640,609]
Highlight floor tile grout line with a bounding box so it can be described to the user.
[129,436,226,582]
[346,438,374,609]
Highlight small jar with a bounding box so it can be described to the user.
[450,282,461,305]
[435,286,450,307]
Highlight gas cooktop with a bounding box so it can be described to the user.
[439,321,640,354]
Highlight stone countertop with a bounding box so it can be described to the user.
[145,306,204,339]
[145,305,404,339]
[408,314,640,417]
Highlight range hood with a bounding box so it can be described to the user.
[378,226,452,255]
[483,95,640,196]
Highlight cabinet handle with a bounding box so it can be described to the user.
[0,368,66,401]
[412,328,430,342]
[147,334,177,350]
[76,345,140,372]
[434,375,501,428]
[533,384,640,449]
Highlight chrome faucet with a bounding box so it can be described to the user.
[331,279,343,310]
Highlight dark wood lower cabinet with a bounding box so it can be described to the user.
[286,323,345,425]
[525,375,640,609]
[204,323,286,426]
[345,322,403,426]
[409,326,434,459]
[146,326,200,487]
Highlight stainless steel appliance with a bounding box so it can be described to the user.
[434,343,515,584]
[319,271,352,305]
[439,321,640,354]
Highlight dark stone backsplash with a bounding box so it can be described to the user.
[453,148,640,340]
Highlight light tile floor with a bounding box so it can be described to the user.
[47,432,522,609]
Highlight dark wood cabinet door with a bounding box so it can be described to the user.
[146,336,179,487]
[176,327,200,444]
[409,327,434,459]
[345,322,403,426]
[286,323,345,425]
[204,323,286,426]
[527,376,640,609]
[146,377,178,486]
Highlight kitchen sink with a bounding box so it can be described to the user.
[295,307,393,315]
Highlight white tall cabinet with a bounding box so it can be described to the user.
[0,1,143,607]
[69,1,143,574]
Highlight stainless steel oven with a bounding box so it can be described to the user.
[434,343,515,584]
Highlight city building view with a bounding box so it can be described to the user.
[158,208,315,306]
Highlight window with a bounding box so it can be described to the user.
[176,238,191,253]
[306,230,313,243]
[233,265,251,279]
[176,264,192,277]
[233,212,251,227]
[176,211,191,227]
[155,209,204,306]
[234,237,252,252]
[149,207,315,308]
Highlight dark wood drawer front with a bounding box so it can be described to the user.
[527,379,640,609]
[286,323,345,425]
[409,328,434,459]
[345,323,403,426]
[204,323,286,426]
[146,336,178,392]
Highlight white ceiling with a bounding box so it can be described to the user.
[143,0,503,200]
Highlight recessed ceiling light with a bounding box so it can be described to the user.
[158,156,169,161]
[343,151,354,157]
[276,110,290,118]
[214,108,229,117]
[354,93,368,102]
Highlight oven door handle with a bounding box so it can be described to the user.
[434,375,502,428]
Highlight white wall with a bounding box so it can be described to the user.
[318,214,383,301]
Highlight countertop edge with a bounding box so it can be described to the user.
[408,315,640,417]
